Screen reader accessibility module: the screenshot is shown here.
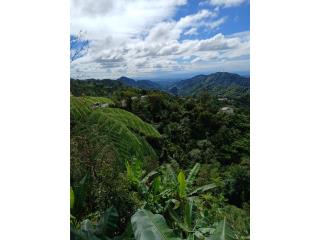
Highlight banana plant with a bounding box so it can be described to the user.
[159,163,217,200]
[125,158,158,196]
[206,218,236,240]
[72,175,88,218]
[156,163,219,239]
[131,209,180,240]
[130,209,235,240]
[71,207,119,240]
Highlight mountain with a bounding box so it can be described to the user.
[117,76,137,87]
[117,76,162,90]
[168,72,250,97]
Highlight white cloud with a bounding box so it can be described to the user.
[191,57,202,63]
[184,28,198,36]
[209,0,246,7]
[71,0,249,79]
[207,17,227,29]
[145,9,215,43]
[71,0,187,39]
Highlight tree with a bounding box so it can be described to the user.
[70,31,89,63]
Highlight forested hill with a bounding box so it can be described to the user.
[168,72,250,97]
[117,76,162,90]
[71,77,162,94]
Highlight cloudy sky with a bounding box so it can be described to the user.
[70,0,250,79]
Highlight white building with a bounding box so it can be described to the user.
[220,106,234,114]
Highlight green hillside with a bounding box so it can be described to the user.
[169,72,250,97]
[71,96,160,164]
[70,83,250,239]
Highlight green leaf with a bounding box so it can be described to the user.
[189,183,216,196]
[131,209,180,240]
[72,175,87,215]
[126,160,137,184]
[164,199,180,211]
[184,200,193,229]
[151,176,161,193]
[95,207,119,237]
[70,187,75,209]
[165,164,178,184]
[187,234,195,240]
[167,208,190,233]
[209,218,235,240]
[141,170,158,185]
[186,163,200,186]
[178,171,187,199]
[81,219,94,232]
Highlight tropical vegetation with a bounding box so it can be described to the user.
[70,74,250,240]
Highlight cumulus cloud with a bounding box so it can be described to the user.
[208,0,247,7]
[145,9,215,43]
[71,0,187,39]
[71,0,249,79]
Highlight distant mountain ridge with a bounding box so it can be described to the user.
[168,72,250,97]
[117,76,162,90]
[71,72,250,98]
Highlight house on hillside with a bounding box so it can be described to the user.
[101,103,114,108]
[121,99,127,108]
[91,102,101,109]
[141,95,148,101]
[220,106,234,114]
[91,102,114,109]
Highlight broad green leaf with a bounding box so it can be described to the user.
[95,207,119,237]
[81,219,94,232]
[131,209,180,240]
[189,183,216,196]
[167,208,190,233]
[209,218,235,240]
[186,163,200,186]
[113,222,135,240]
[72,175,87,215]
[187,234,195,240]
[178,171,187,199]
[194,231,205,239]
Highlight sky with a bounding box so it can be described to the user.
[70,0,250,80]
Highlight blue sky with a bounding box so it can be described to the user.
[70,0,250,79]
[175,1,250,36]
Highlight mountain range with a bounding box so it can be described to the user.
[118,72,249,97]
[117,77,162,90]
[71,72,250,98]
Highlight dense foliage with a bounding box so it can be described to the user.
[70,75,250,239]
[168,72,250,98]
